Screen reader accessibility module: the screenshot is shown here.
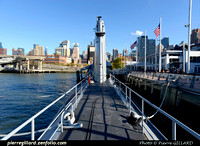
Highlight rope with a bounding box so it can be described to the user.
[147,81,171,119]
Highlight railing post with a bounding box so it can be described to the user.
[119,81,121,95]
[31,119,35,140]
[126,86,127,106]
[75,86,77,108]
[172,120,176,140]
[142,99,144,134]
[129,89,131,114]
[81,81,82,94]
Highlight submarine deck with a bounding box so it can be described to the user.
[58,81,146,140]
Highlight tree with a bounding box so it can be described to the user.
[112,57,124,69]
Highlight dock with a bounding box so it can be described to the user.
[58,81,146,140]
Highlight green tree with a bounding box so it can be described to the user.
[112,57,124,69]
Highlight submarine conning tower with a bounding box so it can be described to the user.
[94,16,107,83]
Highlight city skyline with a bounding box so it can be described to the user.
[0,0,200,55]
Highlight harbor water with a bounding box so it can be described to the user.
[0,73,76,139]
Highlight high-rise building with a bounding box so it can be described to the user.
[87,41,95,64]
[123,49,128,56]
[82,51,87,59]
[161,37,169,49]
[137,36,148,59]
[0,48,7,55]
[45,47,48,56]
[72,43,79,59]
[113,49,118,61]
[55,40,70,57]
[147,39,156,56]
[0,42,3,48]
[137,36,156,58]
[27,44,44,56]
[191,28,200,44]
[106,52,112,62]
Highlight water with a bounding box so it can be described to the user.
[0,73,76,138]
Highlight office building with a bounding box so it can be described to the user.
[45,47,48,56]
[27,44,44,56]
[191,28,200,44]
[82,51,87,59]
[0,48,7,55]
[113,49,118,61]
[72,43,79,59]
[123,49,128,56]
[87,41,95,64]
[55,40,70,57]
[161,37,169,49]
[106,52,112,62]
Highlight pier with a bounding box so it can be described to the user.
[58,81,145,140]
[114,71,200,107]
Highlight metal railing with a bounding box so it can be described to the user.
[110,74,200,140]
[1,76,89,140]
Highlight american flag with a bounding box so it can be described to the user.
[154,23,160,38]
[130,41,137,50]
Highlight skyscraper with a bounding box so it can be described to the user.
[137,36,148,59]
[137,36,156,62]
[27,44,44,56]
[72,43,79,59]
[113,49,118,61]
[191,28,200,44]
[55,40,70,57]
[45,47,48,56]
[161,37,169,49]
[87,41,95,64]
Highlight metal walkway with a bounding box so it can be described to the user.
[58,81,146,140]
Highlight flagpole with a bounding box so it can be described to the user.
[144,30,147,72]
[187,0,192,74]
[159,17,162,72]
[136,40,138,71]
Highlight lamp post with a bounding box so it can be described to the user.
[185,0,192,74]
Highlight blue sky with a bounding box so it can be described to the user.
[0,0,200,55]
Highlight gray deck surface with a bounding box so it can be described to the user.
[58,81,146,140]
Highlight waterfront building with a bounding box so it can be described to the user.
[113,49,118,61]
[134,42,200,73]
[72,43,79,59]
[27,44,44,56]
[44,55,71,65]
[191,28,200,45]
[0,48,7,55]
[87,41,95,64]
[161,37,169,49]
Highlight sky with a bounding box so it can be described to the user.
[0,0,200,55]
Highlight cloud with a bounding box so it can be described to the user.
[71,43,79,46]
[131,30,143,36]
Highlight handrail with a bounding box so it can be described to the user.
[1,76,89,140]
[110,74,200,140]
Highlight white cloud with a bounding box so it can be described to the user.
[131,30,143,36]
